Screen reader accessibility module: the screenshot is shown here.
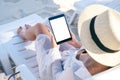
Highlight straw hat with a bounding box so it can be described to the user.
[78,4,120,67]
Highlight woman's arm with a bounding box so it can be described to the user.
[86,60,110,75]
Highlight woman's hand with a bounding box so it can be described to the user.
[51,33,60,49]
[68,31,81,48]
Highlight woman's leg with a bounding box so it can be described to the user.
[17,23,51,41]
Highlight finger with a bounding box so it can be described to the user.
[25,24,32,29]
[17,26,22,34]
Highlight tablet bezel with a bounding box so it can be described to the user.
[48,14,72,44]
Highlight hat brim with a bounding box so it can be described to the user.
[78,4,120,67]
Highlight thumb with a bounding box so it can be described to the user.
[50,33,59,48]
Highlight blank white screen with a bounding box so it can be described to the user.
[50,17,71,42]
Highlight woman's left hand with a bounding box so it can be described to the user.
[51,33,60,49]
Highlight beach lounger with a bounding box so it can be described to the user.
[0,14,43,79]
[1,14,120,80]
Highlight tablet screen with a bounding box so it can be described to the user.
[49,14,72,44]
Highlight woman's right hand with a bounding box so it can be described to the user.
[68,31,81,48]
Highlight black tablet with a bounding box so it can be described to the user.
[49,14,72,44]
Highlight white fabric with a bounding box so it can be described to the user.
[35,34,92,80]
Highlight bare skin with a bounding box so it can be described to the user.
[76,50,110,75]
[17,23,109,75]
[17,23,59,48]
[87,60,110,75]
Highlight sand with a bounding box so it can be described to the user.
[0,0,79,25]
[0,0,118,25]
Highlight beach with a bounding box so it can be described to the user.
[0,0,79,25]
[0,0,120,77]
[0,0,78,73]
[0,0,117,25]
